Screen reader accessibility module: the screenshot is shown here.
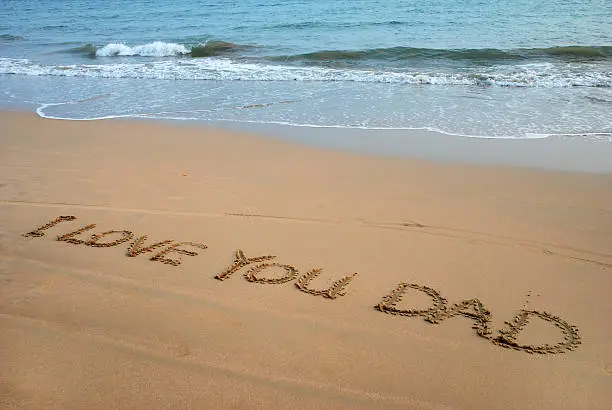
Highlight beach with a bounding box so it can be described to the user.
[1,111,611,409]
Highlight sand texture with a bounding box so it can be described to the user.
[1,112,611,409]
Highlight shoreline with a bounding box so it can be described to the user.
[7,104,611,173]
[1,110,611,409]
[207,119,612,173]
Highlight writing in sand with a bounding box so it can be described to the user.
[23,215,582,355]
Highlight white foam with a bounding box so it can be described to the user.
[36,102,136,120]
[201,119,553,140]
[95,41,190,57]
[2,57,610,87]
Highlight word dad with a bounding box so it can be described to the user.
[23,215,582,355]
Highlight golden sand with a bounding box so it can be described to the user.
[1,111,611,409]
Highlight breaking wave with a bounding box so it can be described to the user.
[62,41,612,65]
[87,41,249,57]
[96,41,190,57]
[1,57,610,87]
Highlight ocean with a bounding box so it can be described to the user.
[1,0,611,140]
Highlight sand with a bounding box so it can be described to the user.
[1,111,611,409]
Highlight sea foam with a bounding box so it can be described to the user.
[1,57,610,88]
[96,41,190,57]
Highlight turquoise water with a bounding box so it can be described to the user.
[1,0,611,138]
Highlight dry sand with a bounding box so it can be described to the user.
[1,111,611,409]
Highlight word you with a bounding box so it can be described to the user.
[23,215,582,355]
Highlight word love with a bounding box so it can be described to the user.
[375,283,582,355]
[23,216,358,300]
[23,215,207,266]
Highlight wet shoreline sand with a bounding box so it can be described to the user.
[1,111,611,409]
[208,120,612,173]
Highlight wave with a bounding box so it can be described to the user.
[267,20,412,31]
[41,25,69,30]
[54,41,612,65]
[585,96,612,104]
[60,44,97,56]
[271,46,612,64]
[96,41,191,57]
[268,21,325,30]
[76,41,249,57]
[0,34,24,41]
[1,57,610,87]
[542,46,610,58]
[190,41,250,57]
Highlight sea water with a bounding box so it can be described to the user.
[0,0,610,139]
